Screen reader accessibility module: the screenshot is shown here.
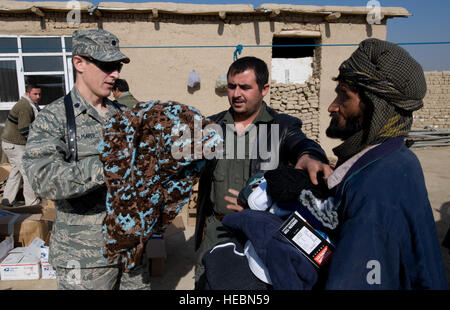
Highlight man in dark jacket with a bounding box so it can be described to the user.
[194,56,332,288]
[323,39,447,289]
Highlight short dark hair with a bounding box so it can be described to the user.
[227,56,269,91]
[113,79,129,92]
[25,84,40,93]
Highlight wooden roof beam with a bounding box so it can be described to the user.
[270,9,280,18]
[325,12,341,22]
[152,8,158,19]
[30,6,45,17]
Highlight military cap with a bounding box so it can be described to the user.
[72,29,130,63]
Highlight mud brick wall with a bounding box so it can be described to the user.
[413,71,450,129]
[269,78,321,142]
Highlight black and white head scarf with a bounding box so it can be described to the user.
[333,38,427,165]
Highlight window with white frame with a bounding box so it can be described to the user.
[271,37,316,84]
[0,35,74,111]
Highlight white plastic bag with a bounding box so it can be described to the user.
[215,74,228,92]
[187,70,201,88]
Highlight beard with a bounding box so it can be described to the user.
[326,113,364,140]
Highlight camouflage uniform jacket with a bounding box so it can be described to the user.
[23,86,124,268]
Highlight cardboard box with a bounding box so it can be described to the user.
[146,236,166,277]
[8,247,25,254]
[0,209,20,236]
[41,262,56,279]
[0,252,41,280]
[40,245,49,263]
[0,163,11,183]
[187,208,196,227]
[0,206,52,247]
[14,214,49,248]
[37,244,56,279]
[41,200,56,222]
[146,215,186,276]
[0,235,14,262]
[0,204,54,222]
[0,237,49,280]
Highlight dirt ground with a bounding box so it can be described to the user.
[0,146,449,290]
[412,146,450,287]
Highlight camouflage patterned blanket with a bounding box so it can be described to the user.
[98,100,222,271]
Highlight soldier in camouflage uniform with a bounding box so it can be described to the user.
[23,29,150,290]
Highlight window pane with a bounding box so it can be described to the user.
[21,37,62,53]
[25,75,65,106]
[64,37,72,52]
[0,61,19,102]
[23,56,64,72]
[0,38,18,54]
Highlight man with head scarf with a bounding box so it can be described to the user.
[323,38,447,289]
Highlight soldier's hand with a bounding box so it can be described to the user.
[295,153,333,185]
[224,189,244,212]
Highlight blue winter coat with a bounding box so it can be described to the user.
[324,137,448,290]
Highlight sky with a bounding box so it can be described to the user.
[17,0,450,70]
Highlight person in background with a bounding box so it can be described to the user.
[112,78,139,109]
[1,84,41,207]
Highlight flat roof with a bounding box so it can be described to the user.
[0,1,410,18]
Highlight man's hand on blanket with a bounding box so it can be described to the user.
[225,188,244,212]
[295,153,333,185]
